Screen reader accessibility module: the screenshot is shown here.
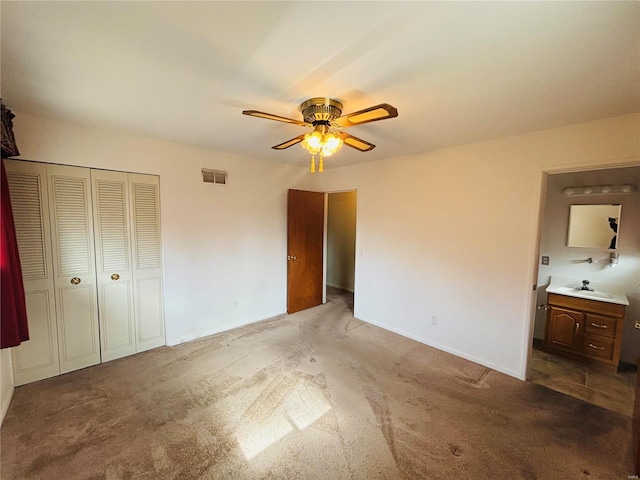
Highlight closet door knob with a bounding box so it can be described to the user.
[70,277,81,285]
[111,273,120,281]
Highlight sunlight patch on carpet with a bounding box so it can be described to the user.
[236,373,332,460]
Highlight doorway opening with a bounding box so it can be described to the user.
[527,165,639,417]
[324,190,357,315]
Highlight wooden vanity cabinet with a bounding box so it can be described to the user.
[544,293,625,368]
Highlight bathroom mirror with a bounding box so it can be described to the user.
[567,204,621,249]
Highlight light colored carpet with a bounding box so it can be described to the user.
[1,289,634,479]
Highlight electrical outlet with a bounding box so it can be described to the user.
[232,300,238,310]
[635,321,640,330]
[432,315,438,326]
[541,256,549,265]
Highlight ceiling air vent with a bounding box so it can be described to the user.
[202,169,227,186]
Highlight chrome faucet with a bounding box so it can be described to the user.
[581,280,592,291]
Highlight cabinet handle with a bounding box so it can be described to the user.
[590,322,607,329]
[588,343,604,351]
[70,277,81,285]
[111,273,120,281]
[575,322,580,333]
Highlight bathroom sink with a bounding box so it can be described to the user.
[546,276,629,306]
[554,286,614,300]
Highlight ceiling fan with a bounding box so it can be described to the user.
[242,97,398,172]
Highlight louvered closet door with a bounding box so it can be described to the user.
[5,160,61,386]
[91,169,135,361]
[129,174,165,352]
[47,164,101,373]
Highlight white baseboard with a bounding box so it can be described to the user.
[166,310,287,347]
[355,315,522,380]
[327,282,354,293]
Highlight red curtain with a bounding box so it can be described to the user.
[1,157,29,348]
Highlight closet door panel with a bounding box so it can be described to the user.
[5,160,60,385]
[47,164,101,373]
[58,285,99,359]
[15,290,57,374]
[136,277,164,342]
[129,174,165,352]
[100,281,133,351]
[91,170,135,361]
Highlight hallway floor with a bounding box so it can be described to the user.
[529,345,636,417]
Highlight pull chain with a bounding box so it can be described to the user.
[319,155,324,173]
[310,155,316,173]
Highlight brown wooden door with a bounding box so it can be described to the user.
[545,307,583,352]
[287,189,324,314]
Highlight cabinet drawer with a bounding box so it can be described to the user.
[581,334,615,361]
[584,314,617,339]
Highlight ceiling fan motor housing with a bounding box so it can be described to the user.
[301,97,343,124]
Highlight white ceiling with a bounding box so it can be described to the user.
[2,1,639,168]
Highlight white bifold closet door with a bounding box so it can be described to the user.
[4,160,60,384]
[91,169,136,362]
[128,174,165,353]
[91,170,165,360]
[48,164,101,374]
[6,160,165,386]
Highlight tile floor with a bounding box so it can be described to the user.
[528,345,637,417]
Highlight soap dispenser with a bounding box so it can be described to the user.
[609,252,619,268]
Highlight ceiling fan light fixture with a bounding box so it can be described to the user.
[321,133,343,157]
[301,125,344,172]
[243,97,398,172]
[302,128,324,153]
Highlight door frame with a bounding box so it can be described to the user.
[523,160,639,380]
[322,188,358,306]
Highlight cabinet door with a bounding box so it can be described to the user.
[129,174,165,352]
[91,169,135,361]
[5,160,61,385]
[545,306,583,352]
[47,164,101,373]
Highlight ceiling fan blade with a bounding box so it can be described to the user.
[335,132,375,152]
[332,103,398,128]
[272,134,306,150]
[243,110,311,127]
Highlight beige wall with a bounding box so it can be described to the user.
[297,113,640,379]
[327,191,357,292]
[534,166,640,363]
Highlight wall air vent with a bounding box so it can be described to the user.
[202,169,227,186]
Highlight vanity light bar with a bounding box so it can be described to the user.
[562,184,636,196]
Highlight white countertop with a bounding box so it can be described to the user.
[545,276,629,306]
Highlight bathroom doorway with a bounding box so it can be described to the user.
[528,165,639,417]
[325,190,357,314]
